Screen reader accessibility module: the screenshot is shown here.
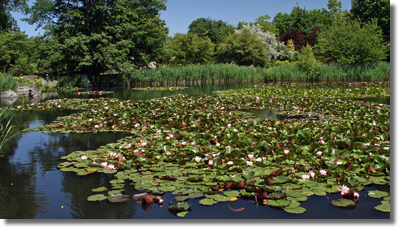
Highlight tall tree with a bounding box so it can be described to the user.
[24,0,168,76]
[188,17,235,44]
[251,14,278,34]
[0,0,28,32]
[350,0,390,42]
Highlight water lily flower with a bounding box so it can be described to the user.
[309,171,315,179]
[267,127,272,130]
[107,164,116,170]
[256,158,262,162]
[101,162,107,168]
[284,149,289,155]
[337,185,350,196]
[140,141,147,146]
[191,142,195,146]
[248,154,254,159]
[227,161,234,165]
[227,124,231,128]
[169,134,174,138]
[384,147,390,150]
[215,142,220,147]
[81,155,88,160]
[194,156,201,163]
[88,119,93,122]
[233,129,238,132]
[262,157,267,161]
[156,129,162,134]
[246,161,253,166]
[316,151,322,157]
[319,170,327,176]
[320,140,326,144]
[208,160,213,166]
[135,123,140,128]
[256,96,259,100]
[212,153,217,158]
[165,136,170,140]
[166,152,171,156]
[301,174,310,180]
[180,142,186,146]
[108,152,117,157]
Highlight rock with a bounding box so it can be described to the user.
[17,86,30,96]
[29,83,41,98]
[1,89,18,99]
[81,74,93,87]
[29,97,41,104]
[1,96,18,105]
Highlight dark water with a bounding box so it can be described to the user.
[0,83,390,219]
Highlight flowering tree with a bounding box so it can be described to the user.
[235,24,293,61]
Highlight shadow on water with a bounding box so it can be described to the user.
[0,83,391,219]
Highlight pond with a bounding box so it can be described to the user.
[0,82,390,219]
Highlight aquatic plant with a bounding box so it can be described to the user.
[2,82,390,216]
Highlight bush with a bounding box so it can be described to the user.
[0,73,17,92]
[314,18,389,65]
[296,45,320,81]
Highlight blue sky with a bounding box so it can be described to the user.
[12,0,353,38]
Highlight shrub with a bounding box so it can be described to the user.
[216,29,268,66]
[296,45,320,81]
[0,73,17,92]
[314,18,389,65]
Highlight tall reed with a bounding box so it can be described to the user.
[0,73,17,92]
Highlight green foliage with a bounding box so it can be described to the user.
[350,0,390,42]
[188,17,236,44]
[314,18,389,65]
[0,72,16,91]
[25,0,168,76]
[0,31,34,74]
[296,45,320,81]
[164,33,215,65]
[251,14,278,34]
[0,109,15,153]
[216,29,268,66]
[1,0,28,32]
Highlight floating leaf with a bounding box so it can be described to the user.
[87,194,107,201]
[331,199,356,208]
[177,211,189,217]
[368,190,389,198]
[108,194,129,203]
[199,198,218,206]
[284,206,306,214]
[168,202,192,211]
[92,187,107,192]
[375,204,390,212]
[267,199,290,207]
[175,196,189,202]
[213,195,232,202]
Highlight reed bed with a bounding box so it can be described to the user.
[56,62,390,87]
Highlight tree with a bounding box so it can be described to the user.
[188,17,235,44]
[279,27,320,51]
[296,44,320,81]
[251,14,278,34]
[216,28,268,66]
[164,33,215,65]
[0,31,35,74]
[350,0,390,42]
[0,0,28,32]
[236,24,293,61]
[313,18,389,65]
[24,0,168,77]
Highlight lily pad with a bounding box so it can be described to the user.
[168,202,192,211]
[331,199,356,208]
[223,191,240,197]
[199,198,218,206]
[267,199,290,207]
[177,211,189,217]
[87,194,107,201]
[368,190,389,198]
[92,187,107,192]
[175,196,189,202]
[284,206,307,214]
[213,195,232,202]
[108,194,130,203]
[375,204,390,212]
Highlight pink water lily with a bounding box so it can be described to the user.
[246,161,253,166]
[108,152,117,157]
[248,154,254,159]
[227,161,234,165]
[166,152,171,156]
[301,174,310,180]
[316,151,322,157]
[165,136,170,140]
[208,160,213,166]
[194,156,201,163]
[256,158,262,162]
[101,162,108,168]
[107,164,116,170]
[309,171,315,179]
[284,149,289,155]
[215,142,220,147]
[81,155,88,160]
[180,142,186,146]
[338,185,350,196]
[319,170,327,176]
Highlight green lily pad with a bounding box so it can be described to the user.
[175,196,189,202]
[168,202,192,211]
[199,198,218,206]
[108,194,130,203]
[284,206,307,214]
[177,211,189,217]
[223,191,240,197]
[87,194,107,201]
[158,186,177,192]
[92,187,107,192]
[375,204,390,212]
[266,192,286,199]
[331,199,356,208]
[286,195,308,202]
[267,199,290,207]
[188,192,205,199]
[286,201,300,209]
[273,176,289,184]
[213,195,232,202]
[368,190,389,198]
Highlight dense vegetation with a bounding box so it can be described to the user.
[0,0,390,87]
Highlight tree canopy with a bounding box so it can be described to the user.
[0,0,28,32]
[188,17,235,44]
[24,0,169,76]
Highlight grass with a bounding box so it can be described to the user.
[0,73,17,92]
[0,110,15,155]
